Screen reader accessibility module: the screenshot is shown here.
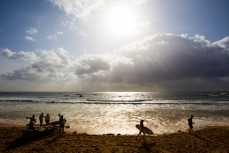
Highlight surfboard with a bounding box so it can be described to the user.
[136,124,153,135]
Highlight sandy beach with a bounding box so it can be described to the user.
[0,126,228,153]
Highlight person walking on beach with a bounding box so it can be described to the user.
[26,115,36,130]
[45,113,50,126]
[188,115,194,132]
[59,115,66,136]
[137,120,145,139]
[39,113,44,126]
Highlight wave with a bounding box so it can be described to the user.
[47,100,229,105]
[0,100,36,103]
[0,98,229,105]
[201,92,229,97]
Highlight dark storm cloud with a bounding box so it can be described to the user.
[106,34,229,84]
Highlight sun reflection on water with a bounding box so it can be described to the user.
[0,92,229,135]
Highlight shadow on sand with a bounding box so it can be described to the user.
[6,136,39,151]
[140,138,156,153]
[190,133,216,144]
[5,131,59,152]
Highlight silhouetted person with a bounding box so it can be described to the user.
[26,115,36,130]
[59,115,66,136]
[137,120,145,139]
[39,113,44,126]
[58,114,61,123]
[45,113,50,125]
[188,115,194,132]
[58,114,61,133]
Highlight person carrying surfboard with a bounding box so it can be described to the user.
[137,120,145,138]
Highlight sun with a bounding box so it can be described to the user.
[106,5,138,37]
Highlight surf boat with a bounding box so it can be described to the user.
[23,126,57,139]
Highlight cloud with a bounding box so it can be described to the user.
[62,18,78,30]
[1,34,229,91]
[1,48,76,83]
[1,48,74,81]
[49,0,150,19]
[109,34,229,83]
[47,31,64,40]
[26,27,38,35]
[76,55,111,76]
[24,36,36,42]
[213,36,229,51]
[24,27,38,42]
[1,48,38,61]
[73,34,229,90]
[75,54,132,79]
[49,0,104,19]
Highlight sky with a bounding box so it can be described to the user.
[0,0,229,92]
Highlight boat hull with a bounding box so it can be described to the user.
[23,127,57,139]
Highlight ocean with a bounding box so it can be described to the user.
[0,92,228,135]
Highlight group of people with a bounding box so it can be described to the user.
[39,113,50,126]
[137,115,195,138]
[26,113,52,129]
[26,113,67,135]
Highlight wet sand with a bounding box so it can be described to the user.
[0,126,228,153]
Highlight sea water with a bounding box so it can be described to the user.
[0,92,228,135]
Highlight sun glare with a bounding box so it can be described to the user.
[107,5,137,37]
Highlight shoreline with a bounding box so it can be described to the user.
[0,122,228,135]
[0,125,228,153]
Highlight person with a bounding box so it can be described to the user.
[39,113,44,126]
[137,120,145,139]
[45,113,50,126]
[188,115,194,132]
[58,114,61,122]
[58,114,61,133]
[59,115,66,136]
[26,115,36,130]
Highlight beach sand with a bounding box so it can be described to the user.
[0,126,228,153]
